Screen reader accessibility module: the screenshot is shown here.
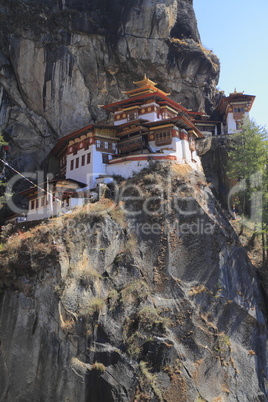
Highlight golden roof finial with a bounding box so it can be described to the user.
[133,76,157,88]
[122,76,169,97]
[229,88,245,96]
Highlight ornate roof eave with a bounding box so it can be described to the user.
[102,91,190,114]
[117,119,149,129]
[51,123,115,156]
[122,76,170,98]
[193,119,221,124]
[122,86,170,98]
[144,116,204,138]
[133,76,158,87]
[217,93,256,115]
[18,178,86,197]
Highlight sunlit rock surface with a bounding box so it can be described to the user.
[0,165,267,401]
[0,0,219,170]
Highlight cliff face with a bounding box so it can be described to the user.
[0,0,219,171]
[0,164,267,401]
[201,136,233,208]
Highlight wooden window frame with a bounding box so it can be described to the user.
[102,153,109,164]
[154,131,172,146]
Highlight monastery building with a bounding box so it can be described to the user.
[13,78,255,222]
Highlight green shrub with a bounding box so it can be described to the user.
[79,297,105,318]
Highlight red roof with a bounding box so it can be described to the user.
[117,119,149,129]
[102,91,190,114]
[18,178,86,196]
[217,93,255,115]
[144,115,204,138]
[51,123,114,157]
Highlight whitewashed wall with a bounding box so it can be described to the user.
[106,159,150,178]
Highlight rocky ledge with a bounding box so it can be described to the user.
[0,163,267,401]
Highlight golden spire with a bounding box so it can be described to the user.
[122,76,169,97]
[132,75,158,88]
[230,88,244,96]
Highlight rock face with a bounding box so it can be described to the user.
[0,0,219,171]
[0,164,267,401]
[201,136,232,208]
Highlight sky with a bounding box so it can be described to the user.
[194,0,268,130]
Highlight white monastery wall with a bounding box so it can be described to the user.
[106,159,150,179]
[27,199,61,221]
[227,111,250,133]
[182,139,192,161]
[65,144,107,187]
[91,148,109,188]
[175,138,184,160]
[114,117,127,126]
[227,113,237,133]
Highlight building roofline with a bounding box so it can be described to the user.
[102,91,190,114]
[217,94,255,115]
[144,115,204,138]
[50,123,115,156]
[18,178,86,196]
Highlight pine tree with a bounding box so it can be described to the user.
[227,118,267,180]
[227,118,268,267]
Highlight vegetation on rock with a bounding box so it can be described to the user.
[226,118,268,267]
[0,164,267,401]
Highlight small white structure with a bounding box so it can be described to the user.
[217,91,255,134]
[22,178,86,221]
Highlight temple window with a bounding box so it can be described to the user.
[87,152,91,164]
[96,139,114,152]
[102,153,109,164]
[36,199,39,209]
[81,155,85,166]
[154,131,172,146]
[127,112,138,121]
[70,160,74,170]
[31,200,35,209]
[75,157,79,169]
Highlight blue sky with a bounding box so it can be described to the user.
[194,0,268,130]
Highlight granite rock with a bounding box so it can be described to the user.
[0,0,219,170]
